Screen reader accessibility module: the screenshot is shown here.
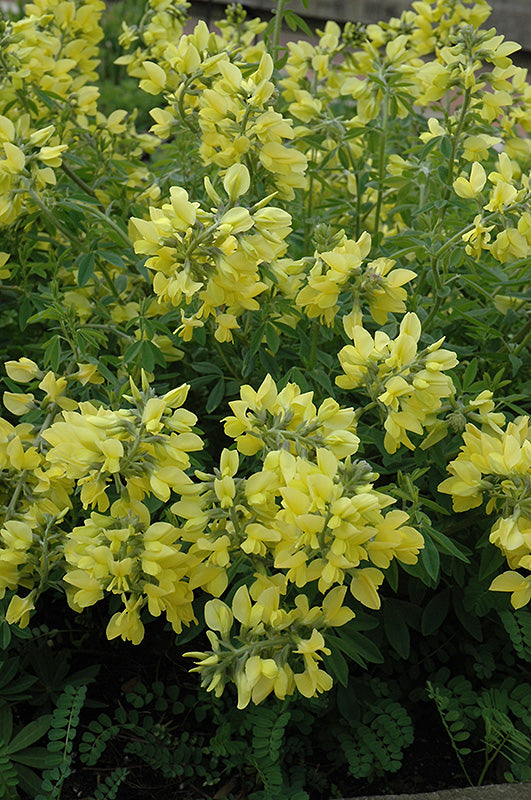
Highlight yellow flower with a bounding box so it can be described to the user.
[490,572,531,609]
[139,60,167,94]
[462,134,501,161]
[106,596,145,644]
[6,592,36,628]
[204,598,233,637]
[222,163,250,200]
[453,162,486,199]
[3,392,34,415]
[350,567,384,609]
[5,358,41,383]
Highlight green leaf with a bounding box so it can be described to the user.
[123,340,142,364]
[11,747,60,768]
[7,715,51,754]
[425,526,469,563]
[76,253,95,287]
[452,589,483,641]
[283,9,312,35]
[421,589,450,636]
[478,546,505,582]
[98,249,125,268]
[330,629,384,666]
[192,362,223,376]
[18,297,33,331]
[14,763,43,797]
[311,367,334,395]
[419,534,440,583]
[440,136,452,158]
[385,560,399,592]
[323,647,349,688]
[206,379,225,413]
[43,335,61,371]
[0,624,11,650]
[139,340,166,372]
[384,602,410,659]
[0,705,13,745]
[250,323,266,356]
[265,323,280,354]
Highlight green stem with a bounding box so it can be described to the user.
[477,736,508,787]
[4,471,28,522]
[373,94,389,241]
[213,338,240,381]
[28,188,77,244]
[61,162,98,199]
[439,87,471,217]
[354,400,377,421]
[73,200,132,248]
[309,322,319,370]
[272,0,288,60]
[513,317,531,355]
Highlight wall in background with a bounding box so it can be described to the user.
[191,0,531,65]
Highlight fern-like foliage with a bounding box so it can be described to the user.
[89,767,128,800]
[0,750,18,800]
[338,700,414,780]
[36,683,87,800]
[499,608,531,662]
[428,674,531,785]
[427,675,478,784]
[247,705,291,798]
[79,713,120,767]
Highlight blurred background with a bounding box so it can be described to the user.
[190,0,531,68]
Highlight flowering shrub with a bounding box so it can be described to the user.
[0,0,530,733]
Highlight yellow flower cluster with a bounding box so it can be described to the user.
[174,373,423,704]
[0,0,164,228]
[42,379,202,510]
[453,152,531,264]
[185,585,353,709]
[337,314,458,454]
[137,21,307,198]
[63,499,225,644]
[223,373,359,459]
[130,163,292,342]
[0,115,68,224]
[293,229,416,329]
[439,416,531,609]
[0,512,67,629]
[2,0,529,713]
[0,0,105,224]
[116,0,190,77]
[0,364,211,641]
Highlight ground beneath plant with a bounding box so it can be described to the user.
[32,600,493,800]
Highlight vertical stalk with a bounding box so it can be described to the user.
[373,94,389,241]
[439,86,472,216]
[309,322,319,370]
[272,0,288,61]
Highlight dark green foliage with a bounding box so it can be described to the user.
[428,674,531,786]
[248,706,291,797]
[36,684,87,800]
[79,713,120,767]
[89,768,129,800]
[334,699,414,780]
[499,609,531,663]
[0,704,58,799]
